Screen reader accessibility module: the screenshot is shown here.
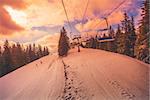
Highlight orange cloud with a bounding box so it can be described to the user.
[35,33,60,51]
[0,0,27,35]
[0,0,27,9]
[0,0,141,51]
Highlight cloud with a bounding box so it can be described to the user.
[0,0,27,35]
[74,0,140,36]
[24,0,65,27]
[0,29,49,44]
[0,7,24,35]
[0,0,142,50]
[0,0,27,9]
[35,33,60,51]
[0,32,60,52]
[0,29,56,51]
[31,24,62,34]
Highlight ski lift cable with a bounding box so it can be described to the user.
[72,0,90,38]
[70,0,82,22]
[79,0,127,35]
[93,0,127,30]
[71,0,90,45]
[71,0,90,37]
[80,0,127,42]
[105,0,127,18]
[62,0,90,39]
[81,0,90,30]
[61,0,73,37]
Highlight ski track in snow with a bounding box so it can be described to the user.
[0,48,149,100]
[90,63,136,100]
[60,59,90,100]
[108,80,135,100]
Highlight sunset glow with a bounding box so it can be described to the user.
[0,0,143,49]
[0,1,149,99]
[5,6,27,27]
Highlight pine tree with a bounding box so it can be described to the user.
[11,43,25,68]
[45,47,49,55]
[43,47,49,56]
[108,26,116,52]
[135,0,149,63]
[25,46,30,63]
[120,13,136,57]
[2,40,12,75]
[58,27,70,56]
[32,43,37,60]
[0,46,3,76]
[37,45,43,58]
[128,16,136,57]
[22,47,28,65]
[16,43,25,67]
[0,40,50,77]
[121,13,130,56]
[26,44,34,62]
[109,26,115,38]
[11,44,18,68]
[115,24,126,54]
[43,47,46,56]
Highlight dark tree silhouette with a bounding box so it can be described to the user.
[0,41,49,77]
[115,24,126,54]
[2,40,12,75]
[119,13,136,57]
[58,27,70,56]
[135,0,149,63]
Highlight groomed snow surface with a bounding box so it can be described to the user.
[0,48,149,100]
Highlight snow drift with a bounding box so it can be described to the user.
[0,48,149,100]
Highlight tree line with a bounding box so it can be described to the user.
[0,40,49,77]
[85,0,149,64]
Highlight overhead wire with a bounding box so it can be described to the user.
[81,0,90,27]
[80,0,90,38]
[61,0,127,39]
[92,0,127,31]
[61,0,73,38]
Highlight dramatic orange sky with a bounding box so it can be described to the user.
[0,0,143,50]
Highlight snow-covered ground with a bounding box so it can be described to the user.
[0,48,149,100]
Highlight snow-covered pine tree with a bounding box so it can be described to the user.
[58,27,70,56]
[135,0,149,63]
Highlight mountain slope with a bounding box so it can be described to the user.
[0,48,149,100]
